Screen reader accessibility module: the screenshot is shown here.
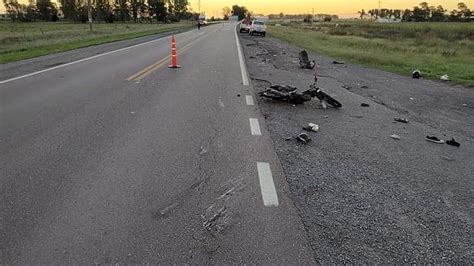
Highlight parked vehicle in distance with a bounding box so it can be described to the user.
[249,20,266,37]
[239,19,252,33]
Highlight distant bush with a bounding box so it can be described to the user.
[323,16,332,22]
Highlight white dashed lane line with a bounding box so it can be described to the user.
[249,118,262,136]
[245,95,254,106]
[257,162,279,207]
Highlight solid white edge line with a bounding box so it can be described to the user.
[245,95,254,106]
[0,35,174,85]
[249,118,262,136]
[234,26,250,86]
[257,162,279,207]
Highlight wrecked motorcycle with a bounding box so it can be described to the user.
[258,76,342,108]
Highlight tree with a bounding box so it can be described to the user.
[172,0,187,18]
[430,5,446,21]
[358,9,366,19]
[59,0,77,20]
[457,2,471,20]
[231,4,248,20]
[114,0,129,22]
[402,9,413,21]
[222,6,230,20]
[3,0,24,21]
[36,0,59,21]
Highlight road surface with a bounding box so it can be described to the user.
[0,23,314,264]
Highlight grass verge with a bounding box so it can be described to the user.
[0,21,193,63]
[268,21,474,86]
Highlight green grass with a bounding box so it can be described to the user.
[268,21,474,86]
[0,21,194,63]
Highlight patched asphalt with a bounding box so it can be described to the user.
[239,32,473,264]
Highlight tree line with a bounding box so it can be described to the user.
[3,0,190,23]
[358,2,472,22]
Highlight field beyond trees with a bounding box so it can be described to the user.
[0,21,193,63]
[268,21,474,86]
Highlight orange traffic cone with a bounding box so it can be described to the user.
[168,35,181,68]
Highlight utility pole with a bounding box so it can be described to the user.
[312,8,314,23]
[378,0,381,11]
[87,0,92,32]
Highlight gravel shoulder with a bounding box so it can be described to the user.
[0,27,192,81]
[240,33,473,264]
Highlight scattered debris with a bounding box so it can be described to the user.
[394,118,409,123]
[441,156,455,161]
[361,85,369,89]
[350,115,364,118]
[323,115,329,118]
[237,94,241,97]
[298,50,316,69]
[426,136,444,144]
[409,97,415,101]
[296,133,312,144]
[361,103,370,107]
[390,134,401,140]
[412,69,421,79]
[285,137,293,141]
[332,60,345,64]
[462,104,468,107]
[441,74,450,81]
[246,43,257,46]
[342,85,352,90]
[446,138,460,147]
[249,56,256,59]
[303,123,320,132]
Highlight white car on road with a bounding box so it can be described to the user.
[249,20,266,37]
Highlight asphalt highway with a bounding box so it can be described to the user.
[0,23,314,264]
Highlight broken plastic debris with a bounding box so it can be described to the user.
[394,118,409,123]
[361,103,370,107]
[303,123,320,132]
[446,138,460,147]
[390,134,401,140]
[412,70,421,79]
[296,133,312,144]
[440,74,450,81]
[332,60,345,64]
[440,156,455,161]
[361,85,369,89]
[425,136,444,144]
[298,50,316,69]
[409,97,415,101]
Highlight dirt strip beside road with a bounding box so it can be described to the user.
[240,33,473,264]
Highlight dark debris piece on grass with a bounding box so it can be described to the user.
[361,103,370,107]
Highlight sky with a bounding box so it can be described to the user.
[1,0,470,17]
[189,0,469,18]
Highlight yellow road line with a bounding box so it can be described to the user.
[126,29,217,82]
